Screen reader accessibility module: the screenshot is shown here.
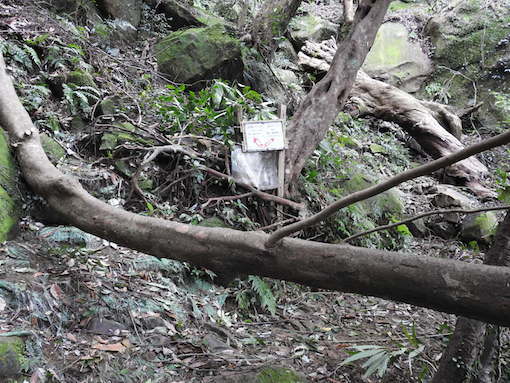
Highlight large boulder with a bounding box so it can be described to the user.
[96,0,142,27]
[0,132,19,242]
[461,212,498,244]
[424,0,510,127]
[144,0,207,29]
[288,14,338,51]
[363,22,433,92]
[155,25,243,85]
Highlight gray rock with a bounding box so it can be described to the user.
[97,0,142,27]
[431,185,476,209]
[38,226,95,247]
[407,218,429,238]
[461,212,498,244]
[145,0,206,29]
[428,221,458,240]
[87,318,127,336]
[288,14,338,50]
[363,22,433,92]
[155,24,243,85]
[109,19,138,43]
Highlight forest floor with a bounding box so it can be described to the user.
[1,0,509,382]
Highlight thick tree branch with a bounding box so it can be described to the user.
[266,130,510,247]
[3,54,510,326]
[343,205,510,243]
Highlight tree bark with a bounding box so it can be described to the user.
[284,0,392,195]
[431,212,510,383]
[3,54,510,327]
[250,0,303,56]
[298,40,491,196]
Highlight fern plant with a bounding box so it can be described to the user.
[62,83,100,115]
[234,276,277,315]
[0,40,41,71]
[341,324,426,379]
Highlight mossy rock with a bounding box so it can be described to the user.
[155,24,243,85]
[0,336,27,380]
[67,70,97,88]
[0,132,19,242]
[40,133,66,164]
[343,174,403,218]
[255,367,307,383]
[363,22,432,92]
[214,367,308,383]
[461,212,498,244]
[288,14,337,50]
[423,1,510,127]
[198,217,230,228]
[100,122,153,150]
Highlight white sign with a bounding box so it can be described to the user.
[242,120,285,152]
[231,147,279,190]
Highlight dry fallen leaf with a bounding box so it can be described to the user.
[50,284,64,300]
[92,342,126,353]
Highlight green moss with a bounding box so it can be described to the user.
[198,217,229,228]
[67,70,97,88]
[0,132,18,242]
[40,133,66,164]
[256,367,306,383]
[0,336,27,378]
[155,24,241,84]
[388,1,415,12]
[473,213,498,236]
[100,123,153,150]
[0,187,16,243]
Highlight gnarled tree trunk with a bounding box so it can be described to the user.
[432,212,510,383]
[297,40,491,196]
[284,0,392,195]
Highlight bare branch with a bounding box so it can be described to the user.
[343,205,510,243]
[266,130,510,247]
[200,166,304,211]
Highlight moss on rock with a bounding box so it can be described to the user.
[67,70,97,88]
[255,367,307,383]
[461,212,498,244]
[154,24,243,85]
[0,132,19,242]
[40,133,66,164]
[0,336,27,379]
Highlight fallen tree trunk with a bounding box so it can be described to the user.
[2,54,510,326]
[298,40,490,196]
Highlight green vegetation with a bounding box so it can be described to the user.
[302,113,408,249]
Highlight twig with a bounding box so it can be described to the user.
[157,172,193,196]
[201,192,254,209]
[343,205,510,243]
[200,166,304,211]
[265,129,510,247]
